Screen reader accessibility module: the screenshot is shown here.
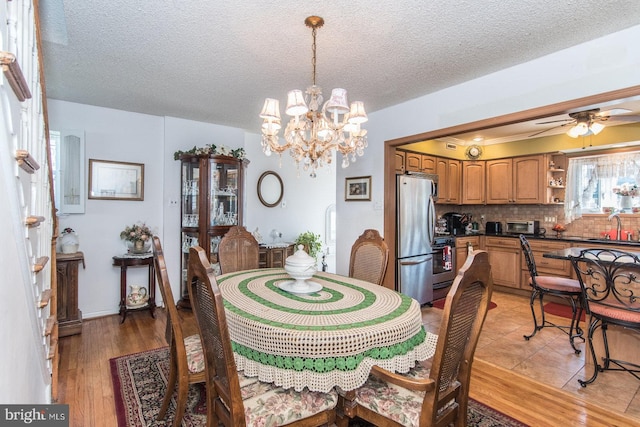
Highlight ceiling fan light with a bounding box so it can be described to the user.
[590,122,605,135]
[567,122,588,138]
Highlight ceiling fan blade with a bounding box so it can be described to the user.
[528,123,568,137]
[595,114,640,122]
[597,108,632,117]
[535,118,574,125]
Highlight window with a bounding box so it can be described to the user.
[565,151,640,222]
[50,130,85,214]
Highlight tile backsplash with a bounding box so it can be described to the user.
[436,204,640,240]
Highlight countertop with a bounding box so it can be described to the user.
[456,232,640,247]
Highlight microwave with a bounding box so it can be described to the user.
[505,220,540,235]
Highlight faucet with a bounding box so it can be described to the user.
[608,212,622,240]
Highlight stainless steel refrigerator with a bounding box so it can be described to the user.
[396,173,456,305]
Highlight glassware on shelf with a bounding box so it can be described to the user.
[182,235,199,253]
[182,214,199,227]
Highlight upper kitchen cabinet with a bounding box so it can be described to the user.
[486,155,545,204]
[400,150,437,174]
[461,161,485,204]
[436,157,461,204]
[395,150,406,173]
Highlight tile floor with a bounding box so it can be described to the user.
[421,291,640,421]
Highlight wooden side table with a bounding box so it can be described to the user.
[258,244,295,268]
[112,254,156,323]
[56,251,85,337]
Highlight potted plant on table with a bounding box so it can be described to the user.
[295,231,323,260]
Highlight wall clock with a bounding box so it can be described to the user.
[465,144,483,160]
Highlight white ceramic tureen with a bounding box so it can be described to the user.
[281,245,322,293]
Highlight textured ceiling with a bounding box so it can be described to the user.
[39,0,640,133]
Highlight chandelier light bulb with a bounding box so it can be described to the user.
[258,16,368,177]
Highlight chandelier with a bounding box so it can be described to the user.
[259,16,368,177]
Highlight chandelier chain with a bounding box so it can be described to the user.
[311,26,317,86]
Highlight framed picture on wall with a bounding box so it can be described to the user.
[345,176,371,201]
[88,159,144,201]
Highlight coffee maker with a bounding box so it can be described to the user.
[442,212,466,235]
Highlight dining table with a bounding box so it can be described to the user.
[216,268,438,393]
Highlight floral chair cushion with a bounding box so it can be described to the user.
[352,363,431,427]
[240,373,338,427]
[184,334,204,374]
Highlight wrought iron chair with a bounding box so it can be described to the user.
[569,248,640,386]
[519,234,584,353]
[186,245,338,427]
[337,250,493,427]
[151,237,205,427]
[348,229,389,285]
[218,225,260,274]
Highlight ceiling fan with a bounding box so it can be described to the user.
[529,108,640,138]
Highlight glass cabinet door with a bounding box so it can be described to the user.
[210,160,239,227]
[181,160,200,229]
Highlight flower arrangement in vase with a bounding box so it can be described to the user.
[120,222,153,253]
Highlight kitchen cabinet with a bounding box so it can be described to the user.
[520,239,571,289]
[436,157,461,204]
[395,150,406,173]
[484,236,521,288]
[178,154,247,308]
[461,161,485,204]
[486,155,545,204]
[402,151,437,173]
[455,235,482,269]
[258,244,295,268]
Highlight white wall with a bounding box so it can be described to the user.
[334,24,640,275]
[47,105,335,316]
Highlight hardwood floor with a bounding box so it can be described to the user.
[57,291,640,426]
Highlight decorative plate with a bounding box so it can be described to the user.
[465,144,483,159]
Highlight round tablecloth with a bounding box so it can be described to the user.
[217,268,437,392]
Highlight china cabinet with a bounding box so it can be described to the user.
[178,154,247,308]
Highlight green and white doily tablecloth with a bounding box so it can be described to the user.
[217,268,437,392]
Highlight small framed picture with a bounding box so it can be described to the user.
[88,159,144,201]
[345,176,371,201]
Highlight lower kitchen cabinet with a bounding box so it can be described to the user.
[455,235,482,269]
[485,236,521,288]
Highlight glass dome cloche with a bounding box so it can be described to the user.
[59,227,79,254]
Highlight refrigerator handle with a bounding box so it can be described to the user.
[427,194,435,244]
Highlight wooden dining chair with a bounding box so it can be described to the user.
[187,245,338,427]
[337,250,493,427]
[152,237,206,427]
[519,234,584,354]
[348,229,389,285]
[569,248,640,386]
[218,225,260,274]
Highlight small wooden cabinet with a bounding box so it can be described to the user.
[56,252,85,337]
[436,158,461,204]
[259,244,295,268]
[401,151,437,174]
[484,236,521,288]
[395,150,406,173]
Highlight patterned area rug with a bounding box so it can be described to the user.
[110,347,527,427]
[543,302,586,322]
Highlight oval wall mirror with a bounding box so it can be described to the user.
[257,171,284,208]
